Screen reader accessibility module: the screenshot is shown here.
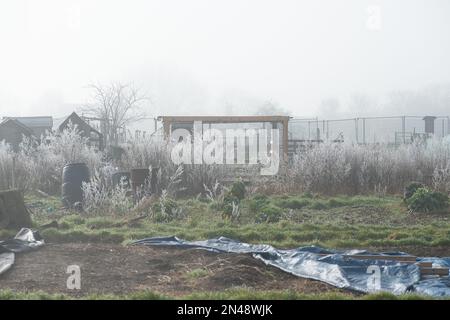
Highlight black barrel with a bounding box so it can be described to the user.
[112,171,130,188]
[62,163,90,208]
[130,168,150,202]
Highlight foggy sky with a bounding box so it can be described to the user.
[1,0,450,125]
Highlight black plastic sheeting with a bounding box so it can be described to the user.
[133,236,450,297]
[0,228,44,275]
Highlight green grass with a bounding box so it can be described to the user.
[19,193,449,250]
[0,288,439,300]
[4,192,448,300]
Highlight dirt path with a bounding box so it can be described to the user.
[0,243,348,297]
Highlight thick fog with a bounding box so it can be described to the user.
[1,0,450,126]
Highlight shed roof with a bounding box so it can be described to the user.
[58,112,102,136]
[0,118,34,136]
[4,116,53,128]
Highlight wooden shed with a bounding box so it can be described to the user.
[0,118,34,151]
[58,112,104,150]
[157,115,290,162]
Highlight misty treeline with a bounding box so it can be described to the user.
[317,84,450,119]
[1,123,449,199]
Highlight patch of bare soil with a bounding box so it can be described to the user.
[0,243,348,297]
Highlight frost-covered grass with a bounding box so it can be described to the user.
[2,126,450,197]
[0,123,103,194]
[285,138,450,195]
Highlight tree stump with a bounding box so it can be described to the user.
[0,190,32,229]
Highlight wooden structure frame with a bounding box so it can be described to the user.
[157,115,291,161]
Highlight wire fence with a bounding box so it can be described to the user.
[289,116,450,144]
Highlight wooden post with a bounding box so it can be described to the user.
[402,116,406,144]
[11,155,16,189]
[0,190,32,228]
[282,118,289,163]
[362,118,366,144]
[163,120,171,139]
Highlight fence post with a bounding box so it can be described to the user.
[447,116,450,136]
[362,118,366,144]
[402,116,406,144]
[322,120,325,141]
[308,121,311,140]
[12,154,16,189]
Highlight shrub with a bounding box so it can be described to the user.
[82,174,133,216]
[303,191,314,198]
[151,192,183,222]
[230,180,246,200]
[407,188,449,213]
[403,182,424,202]
[216,180,246,221]
[256,205,283,223]
[248,194,270,213]
[221,192,240,217]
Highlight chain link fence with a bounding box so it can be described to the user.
[289,116,450,144]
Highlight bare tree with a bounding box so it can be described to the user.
[348,93,377,115]
[254,100,290,116]
[83,82,148,146]
[318,98,341,118]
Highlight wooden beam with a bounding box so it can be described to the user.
[420,267,449,276]
[343,255,417,262]
[163,120,171,138]
[416,262,433,268]
[282,118,289,162]
[157,115,291,124]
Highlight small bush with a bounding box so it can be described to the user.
[230,180,246,200]
[303,191,314,199]
[221,192,240,217]
[309,201,328,210]
[151,198,178,214]
[151,192,184,222]
[256,205,283,223]
[407,188,449,213]
[403,182,425,202]
[248,194,270,213]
